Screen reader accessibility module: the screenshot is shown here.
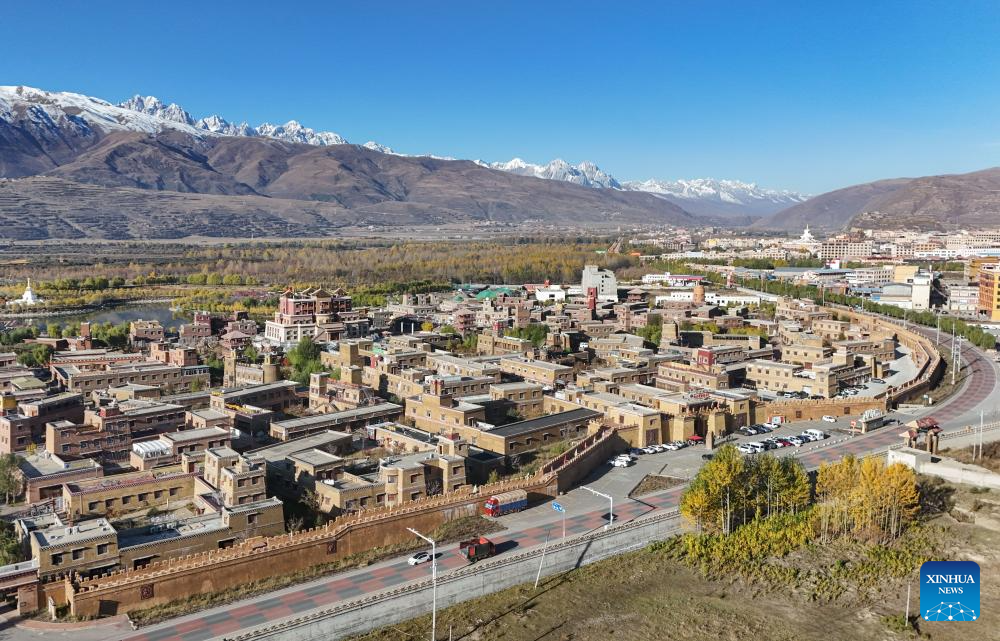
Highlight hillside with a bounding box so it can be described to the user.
[753,178,910,231]
[757,167,1000,231]
[0,85,712,239]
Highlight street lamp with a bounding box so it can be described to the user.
[407,527,437,641]
[581,486,614,530]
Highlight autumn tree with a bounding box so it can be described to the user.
[681,445,810,534]
[815,455,919,544]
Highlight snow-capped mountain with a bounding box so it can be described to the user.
[362,141,395,154]
[621,178,807,206]
[0,85,210,139]
[477,158,621,189]
[477,158,806,217]
[117,94,348,146]
[0,85,803,218]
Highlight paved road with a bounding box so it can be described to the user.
[121,487,686,641]
[106,329,1000,641]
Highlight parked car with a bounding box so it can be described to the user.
[701,453,714,461]
[871,378,886,384]
[805,429,829,440]
[642,446,658,454]
[822,415,836,423]
[408,551,432,566]
[787,436,805,446]
[612,458,632,468]
[776,438,793,447]
[629,448,644,456]
[675,440,689,449]
[756,424,772,433]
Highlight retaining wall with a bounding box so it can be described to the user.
[69,476,555,618]
[226,510,683,641]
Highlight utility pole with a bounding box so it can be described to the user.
[979,410,986,461]
[905,580,912,623]
[951,333,962,386]
[534,535,549,589]
[407,527,437,641]
[936,314,940,346]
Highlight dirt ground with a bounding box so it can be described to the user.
[350,485,1000,641]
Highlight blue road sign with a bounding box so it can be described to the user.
[552,502,565,513]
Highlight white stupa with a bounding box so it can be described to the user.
[7,279,41,306]
[783,225,821,253]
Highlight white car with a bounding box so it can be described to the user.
[642,446,658,454]
[408,551,432,566]
[821,415,836,423]
[787,436,805,446]
[612,458,632,468]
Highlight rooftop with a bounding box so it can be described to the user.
[485,408,601,438]
[19,453,101,479]
[163,426,229,444]
[32,518,115,549]
[270,403,402,431]
[248,430,353,463]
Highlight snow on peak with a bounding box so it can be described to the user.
[114,95,350,146]
[621,177,808,205]
[118,95,194,125]
[253,120,347,146]
[0,85,209,138]
[482,157,621,189]
[362,141,396,154]
[480,154,806,208]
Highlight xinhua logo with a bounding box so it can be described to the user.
[920,561,980,622]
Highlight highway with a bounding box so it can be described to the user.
[88,333,1000,641]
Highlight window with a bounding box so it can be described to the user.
[97,543,110,555]
[88,501,98,511]
[122,496,132,505]
[138,493,148,502]
[154,490,163,499]
[72,548,84,560]
[51,553,63,566]
[169,487,178,496]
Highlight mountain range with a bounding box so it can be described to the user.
[753,167,1000,231]
[1,85,998,239]
[0,86,706,239]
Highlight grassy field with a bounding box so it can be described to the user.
[348,484,1000,641]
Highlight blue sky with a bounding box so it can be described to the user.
[3,1,999,193]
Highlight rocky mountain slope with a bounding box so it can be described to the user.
[0,86,703,239]
[756,167,1000,231]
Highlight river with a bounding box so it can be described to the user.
[24,304,189,331]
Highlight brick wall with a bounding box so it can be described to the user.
[68,476,556,618]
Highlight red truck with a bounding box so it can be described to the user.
[482,489,528,517]
[459,536,496,562]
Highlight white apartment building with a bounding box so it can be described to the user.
[581,265,618,302]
